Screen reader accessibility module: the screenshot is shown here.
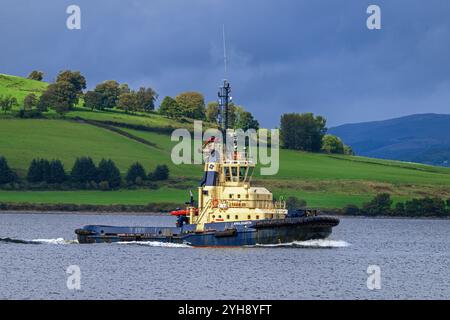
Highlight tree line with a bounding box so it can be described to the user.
[342,193,450,217]
[279,113,353,155]
[20,70,355,154]
[14,70,261,131]
[0,156,169,190]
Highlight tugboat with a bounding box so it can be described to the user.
[75,80,339,246]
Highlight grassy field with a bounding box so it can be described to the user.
[2,73,450,209]
[2,117,450,208]
[0,189,386,208]
[0,74,47,107]
[0,119,201,178]
[65,108,199,130]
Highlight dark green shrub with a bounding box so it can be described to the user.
[97,159,121,188]
[126,162,146,184]
[393,202,405,216]
[362,193,393,216]
[149,164,169,181]
[285,196,307,211]
[48,159,67,184]
[343,204,360,215]
[0,156,17,184]
[98,181,110,191]
[71,157,98,183]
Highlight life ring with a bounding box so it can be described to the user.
[212,199,219,207]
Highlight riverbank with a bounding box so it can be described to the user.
[0,202,178,213]
[0,210,166,216]
[2,207,450,220]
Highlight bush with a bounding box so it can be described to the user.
[97,159,121,189]
[404,197,447,217]
[149,164,169,181]
[285,196,307,211]
[321,135,345,154]
[343,204,360,215]
[0,156,18,184]
[98,181,110,191]
[48,160,67,184]
[135,176,144,186]
[27,159,51,183]
[362,193,393,216]
[393,202,405,216]
[126,162,146,184]
[71,157,98,184]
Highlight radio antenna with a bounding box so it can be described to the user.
[222,24,227,78]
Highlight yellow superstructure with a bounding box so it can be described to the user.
[190,138,287,231]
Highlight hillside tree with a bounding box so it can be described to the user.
[27,71,44,81]
[126,162,147,184]
[159,96,182,119]
[97,159,121,189]
[136,87,158,112]
[235,109,259,131]
[44,81,78,115]
[56,70,87,95]
[23,93,38,111]
[26,159,51,183]
[48,160,67,184]
[321,134,345,154]
[93,80,121,109]
[0,95,19,113]
[175,92,206,120]
[205,102,219,123]
[117,92,139,113]
[149,165,169,181]
[0,156,17,184]
[70,157,98,184]
[280,113,327,152]
[83,91,103,110]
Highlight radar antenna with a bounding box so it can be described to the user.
[218,25,232,148]
[223,24,227,77]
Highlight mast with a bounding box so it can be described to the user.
[218,80,231,148]
[218,25,232,150]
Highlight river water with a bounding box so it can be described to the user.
[0,213,449,299]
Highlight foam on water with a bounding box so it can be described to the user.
[31,238,79,245]
[254,239,350,248]
[116,241,192,248]
[2,237,348,248]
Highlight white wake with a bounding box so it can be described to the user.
[31,238,79,245]
[254,239,350,248]
[116,241,192,248]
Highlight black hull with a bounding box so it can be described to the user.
[75,216,340,247]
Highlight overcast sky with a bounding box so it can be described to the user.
[1,0,449,127]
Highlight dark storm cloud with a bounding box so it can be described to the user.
[1,0,449,126]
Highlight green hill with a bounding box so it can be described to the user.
[1,73,450,209]
[0,74,48,107]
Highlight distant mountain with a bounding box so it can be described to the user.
[329,114,450,167]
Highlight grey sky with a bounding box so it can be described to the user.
[1,0,449,127]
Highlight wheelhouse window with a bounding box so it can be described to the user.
[239,166,247,182]
[231,166,238,182]
[224,166,231,182]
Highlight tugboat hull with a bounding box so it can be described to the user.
[75,216,339,247]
